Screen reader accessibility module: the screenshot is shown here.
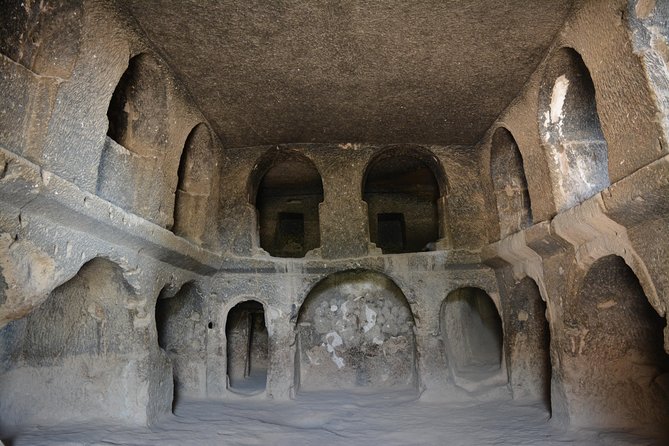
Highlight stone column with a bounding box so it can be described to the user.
[313,147,379,259]
[265,304,297,400]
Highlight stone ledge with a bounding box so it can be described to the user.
[602,154,669,227]
[483,154,669,269]
[0,147,221,274]
[219,248,484,274]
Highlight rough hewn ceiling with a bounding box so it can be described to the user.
[121,0,574,148]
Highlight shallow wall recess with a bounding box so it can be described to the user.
[539,47,609,212]
[105,54,169,155]
[0,258,172,427]
[563,255,669,430]
[97,53,177,227]
[505,277,551,409]
[252,151,324,257]
[363,147,445,253]
[296,270,417,392]
[173,123,215,244]
[225,300,268,394]
[155,282,208,401]
[441,287,504,382]
[490,127,532,239]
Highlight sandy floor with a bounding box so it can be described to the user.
[4,390,664,445]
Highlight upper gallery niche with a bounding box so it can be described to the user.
[252,151,324,258]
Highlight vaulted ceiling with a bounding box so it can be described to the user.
[121,0,574,148]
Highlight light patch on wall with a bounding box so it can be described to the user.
[596,299,617,310]
[635,0,657,19]
[550,75,569,128]
[266,306,281,336]
[363,305,377,333]
[574,153,597,190]
[324,331,345,369]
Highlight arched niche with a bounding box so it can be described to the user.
[506,278,551,411]
[362,147,446,253]
[295,270,417,392]
[106,53,169,157]
[539,47,609,212]
[19,258,136,359]
[0,0,82,78]
[98,52,179,228]
[173,123,215,244]
[225,300,268,394]
[490,128,532,239]
[155,282,208,401]
[441,287,504,381]
[0,258,172,425]
[566,255,669,429]
[250,150,324,258]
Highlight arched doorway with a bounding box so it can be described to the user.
[441,287,504,381]
[226,300,268,394]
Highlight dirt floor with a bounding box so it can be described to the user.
[3,390,664,445]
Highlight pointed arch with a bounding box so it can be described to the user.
[490,127,532,239]
[173,123,215,243]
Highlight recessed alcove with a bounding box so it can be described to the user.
[295,270,417,392]
[0,258,171,426]
[441,287,504,381]
[490,127,532,239]
[173,123,215,244]
[225,300,269,394]
[252,152,324,258]
[155,282,208,401]
[506,277,552,411]
[539,47,609,211]
[363,148,446,253]
[106,54,169,155]
[97,52,180,228]
[565,255,669,429]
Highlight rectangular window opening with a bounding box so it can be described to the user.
[377,213,405,253]
[275,212,305,256]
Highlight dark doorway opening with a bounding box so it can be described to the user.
[226,301,268,394]
[275,212,305,257]
[377,213,406,253]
